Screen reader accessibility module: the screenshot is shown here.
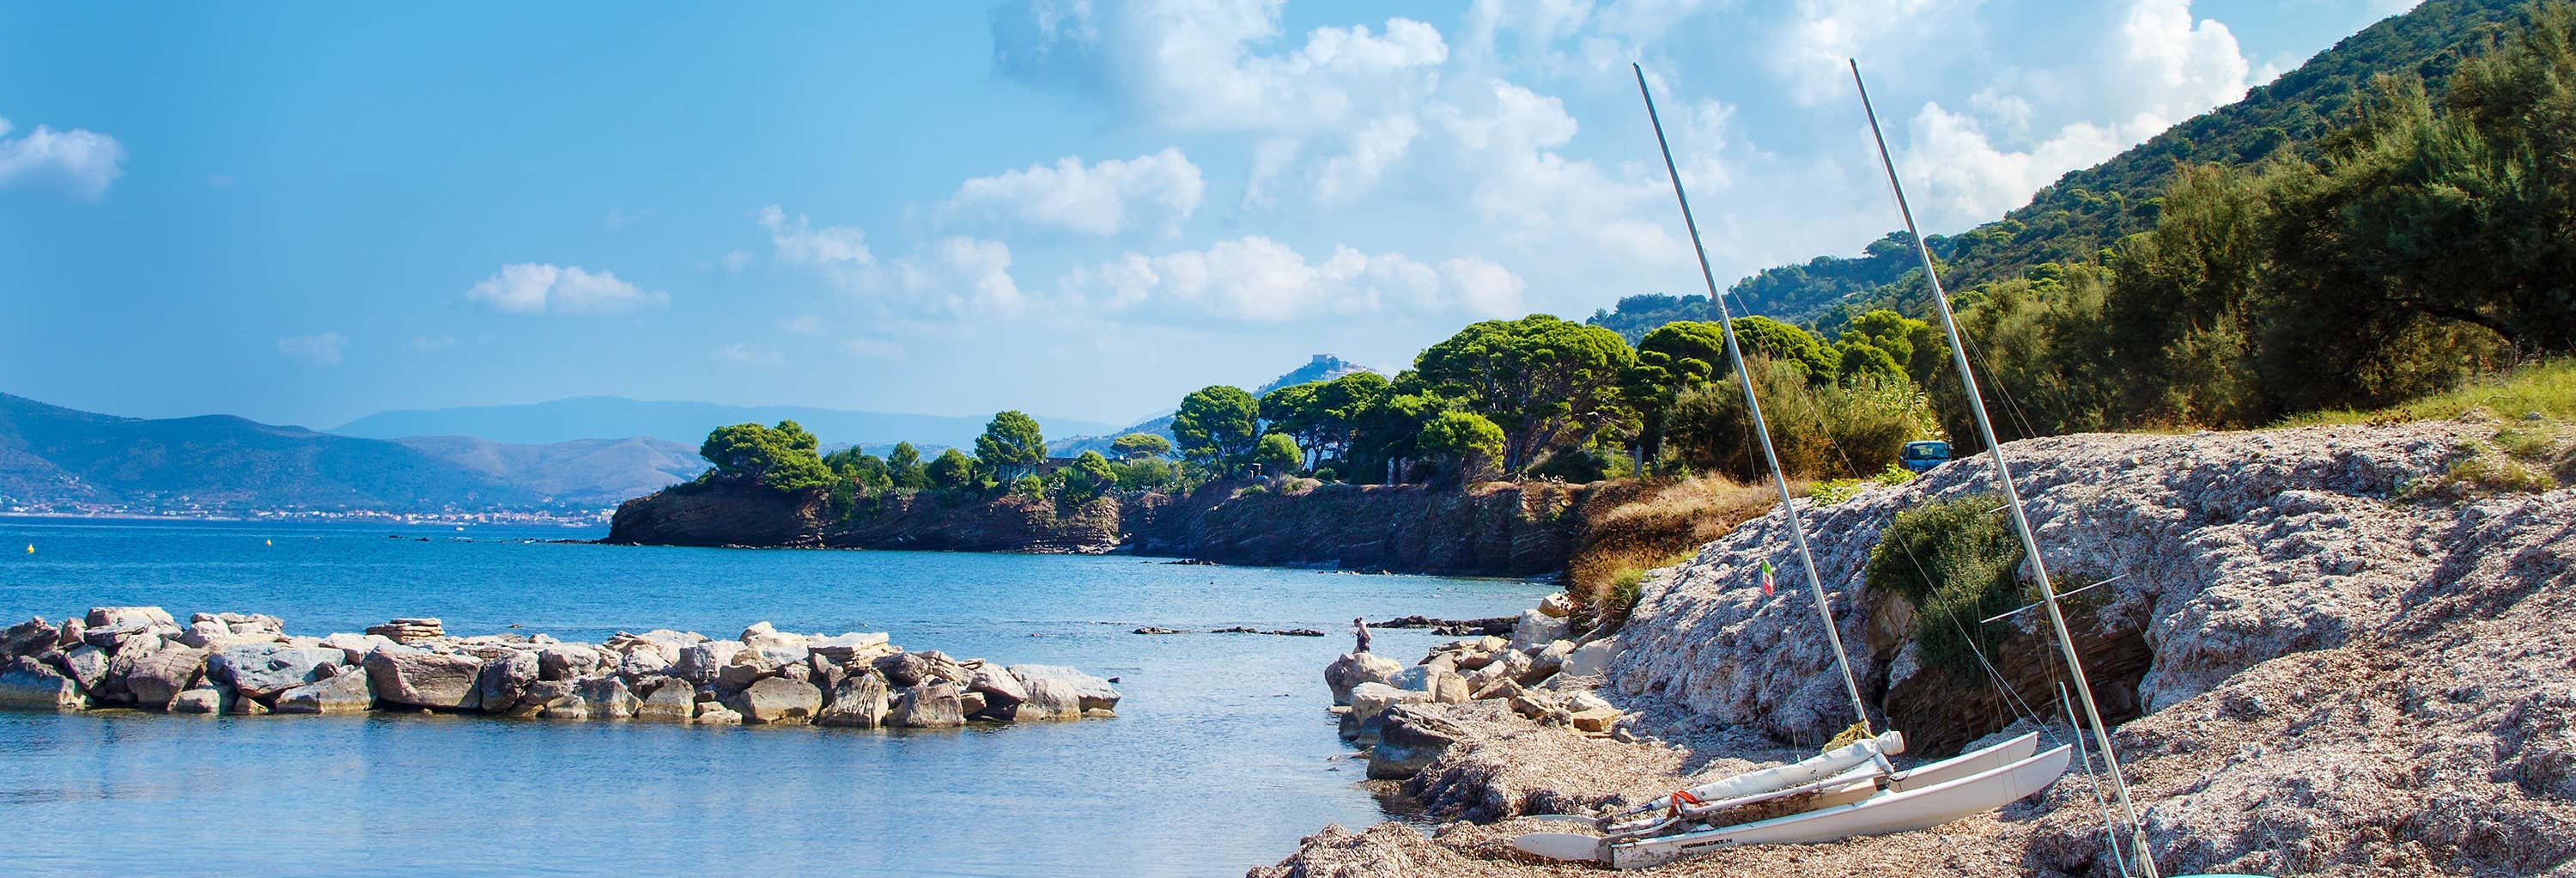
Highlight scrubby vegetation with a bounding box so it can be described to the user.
[1565,475,1783,629]
[1865,496,2029,677]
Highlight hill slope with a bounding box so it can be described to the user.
[337,396,1120,448]
[0,393,538,510]
[1590,0,2534,331]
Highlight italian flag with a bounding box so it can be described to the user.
[1759,559,1776,596]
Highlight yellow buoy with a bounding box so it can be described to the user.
[265,539,273,546]
[22,545,31,554]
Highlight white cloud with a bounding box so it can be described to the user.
[720,249,752,273]
[1896,0,2253,223]
[757,204,874,266]
[890,237,1026,317]
[1770,0,1983,106]
[841,338,908,361]
[1315,114,1421,204]
[776,314,824,336]
[713,342,785,369]
[946,148,1204,236]
[465,264,669,315]
[992,1,1446,202]
[410,335,457,351]
[1060,236,1523,323]
[0,113,126,200]
[277,332,347,367]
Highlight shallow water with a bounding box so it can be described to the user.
[0,516,1550,877]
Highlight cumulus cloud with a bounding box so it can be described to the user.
[465,264,667,315]
[757,204,874,266]
[1897,0,2253,223]
[410,336,457,351]
[1770,0,1982,105]
[991,0,1446,202]
[1060,236,1523,323]
[277,332,347,367]
[0,113,126,200]
[946,148,1204,236]
[775,314,824,336]
[890,237,1026,317]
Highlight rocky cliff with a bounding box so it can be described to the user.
[607,479,1594,576]
[1262,417,2576,876]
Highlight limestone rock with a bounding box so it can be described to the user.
[1342,682,1429,745]
[1015,676,1084,721]
[0,617,58,662]
[693,703,742,725]
[0,657,82,710]
[1561,637,1619,677]
[58,643,108,692]
[1005,664,1119,713]
[538,644,603,681]
[1369,704,1463,779]
[732,676,821,725]
[965,664,1027,720]
[579,675,641,720]
[1537,593,1576,619]
[635,677,695,723]
[364,618,445,643]
[1569,707,1622,733]
[806,632,892,661]
[319,632,399,664]
[817,672,889,729]
[276,670,374,714]
[363,648,484,710]
[872,652,929,687]
[473,649,540,713]
[169,686,222,715]
[526,680,584,719]
[86,606,177,632]
[208,643,346,698]
[125,646,210,710]
[1323,652,1403,705]
[1509,609,1570,652]
[888,680,965,729]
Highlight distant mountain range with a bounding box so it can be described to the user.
[336,397,1121,449]
[2,355,1377,513]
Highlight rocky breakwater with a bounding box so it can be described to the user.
[0,607,1120,730]
[1266,418,2576,876]
[1323,591,1630,782]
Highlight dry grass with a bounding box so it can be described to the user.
[1565,474,1781,629]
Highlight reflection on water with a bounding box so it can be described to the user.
[0,516,1551,877]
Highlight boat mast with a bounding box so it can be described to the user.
[1847,59,2160,878]
[1634,64,1873,737]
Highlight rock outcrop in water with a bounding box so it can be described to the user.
[0,609,1119,729]
[1267,419,2576,876]
[607,479,1593,576]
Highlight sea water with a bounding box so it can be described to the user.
[0,516,1552,877]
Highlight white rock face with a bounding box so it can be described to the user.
[1612,422,2487,744]
[1509,610,1569,652]
[1560,637,1619,678]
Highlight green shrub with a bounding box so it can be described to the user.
[1865,495,2027,676]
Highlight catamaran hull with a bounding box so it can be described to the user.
[1607,745,2073,869]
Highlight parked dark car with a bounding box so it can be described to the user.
[1900,440,1952,473]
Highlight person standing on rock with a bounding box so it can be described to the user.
[1352,617,1371,654]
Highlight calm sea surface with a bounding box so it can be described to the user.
[0,516,1551,877]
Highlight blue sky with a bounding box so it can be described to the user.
[0,0,2417,430]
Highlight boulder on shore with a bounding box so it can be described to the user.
[889,680,966,729]
[817,672,889,729]
[635,677,695,723]
[0,658,82,711]
[125,645,210,710]
[209,643,346,698]
[363,649,484,710]
[1005,664,1120,715]
[1325,652,1402,706]
[276,669,374,714]
[732,676,821,725]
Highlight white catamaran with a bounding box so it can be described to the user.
[1511,63,2074,870]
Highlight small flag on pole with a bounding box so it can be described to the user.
[1759,559,1776,596]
